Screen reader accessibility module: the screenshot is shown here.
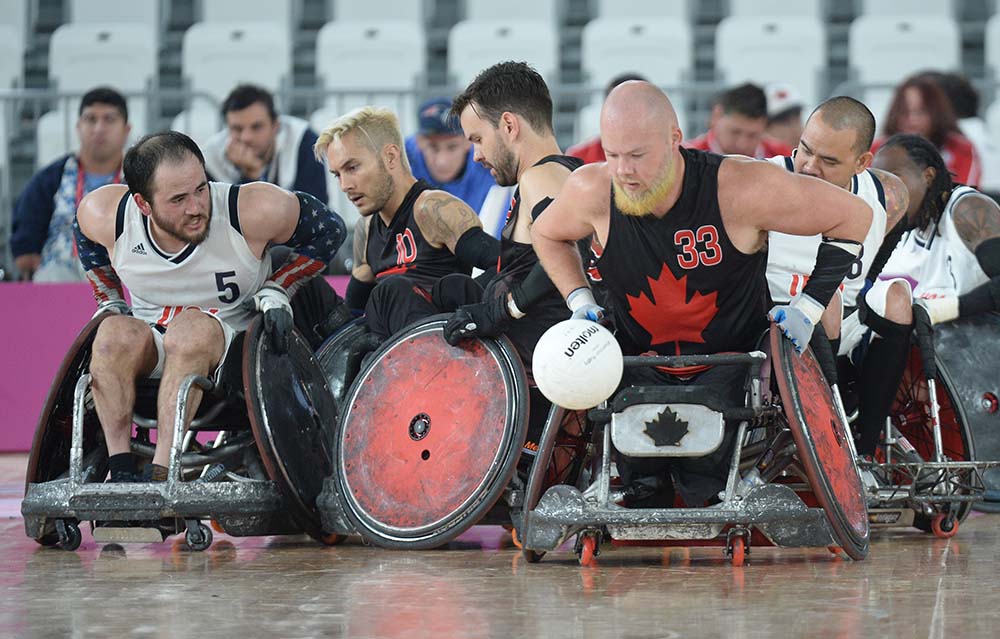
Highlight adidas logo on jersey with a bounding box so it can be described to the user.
[131,243,147,255]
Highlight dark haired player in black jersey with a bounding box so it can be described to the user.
[315,106,499,340]
[532,81,872,507]
[440,61,582,368]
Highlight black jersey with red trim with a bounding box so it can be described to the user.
[366,180,468,289]
[594,147,771,356]
[486,154,583,368]
[499,154,583,279]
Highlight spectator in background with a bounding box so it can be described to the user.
[871,74,980,188]
[765,83,804,151]
[202,84,327,202]
[928,72,1000,192]
[405,97,511,238]
[566,72,647,165]
[10,87,130,282]
[685,82,792,158]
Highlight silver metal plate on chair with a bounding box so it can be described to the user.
[611,404,724,457]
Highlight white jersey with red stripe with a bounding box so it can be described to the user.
[882,185,988,298]
[765,155,888,306]
[111,182,271,330]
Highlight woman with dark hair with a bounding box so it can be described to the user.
[871,74,981,188]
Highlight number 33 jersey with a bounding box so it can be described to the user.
[765,156,888,307]
[111,182,271,330]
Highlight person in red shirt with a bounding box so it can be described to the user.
[871,74,980,188]
[567,73,646,165]
[685,83,792,158]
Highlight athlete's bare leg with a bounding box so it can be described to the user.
[90,316,159,456]
[153,310,225,468]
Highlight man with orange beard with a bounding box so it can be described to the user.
[531,81,872,508]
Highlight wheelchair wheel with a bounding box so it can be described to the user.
[314,318,372,415]
[331,315,529,549]
[892,345,976,527]
[245,317,340,543]
[25,314,111,491]
[771,327,870,560]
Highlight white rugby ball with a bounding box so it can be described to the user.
[532,319,623,409]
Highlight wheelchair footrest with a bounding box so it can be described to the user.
[69,491,164,519]
[91,526,166,544]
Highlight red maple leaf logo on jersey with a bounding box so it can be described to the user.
[626,264,719,346]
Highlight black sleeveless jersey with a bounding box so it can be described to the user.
[366,180,468,290]
[594,147,771,356]
[499,154,584,279]
[487,155,583,368]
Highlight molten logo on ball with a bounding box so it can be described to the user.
[533,320,624,410]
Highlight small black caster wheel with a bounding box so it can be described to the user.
[56,520,82,551]
[185,522,213,551]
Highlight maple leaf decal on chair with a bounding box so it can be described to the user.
[625,264,719,346]
[643,407,690,446]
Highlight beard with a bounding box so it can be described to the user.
[150,208,211,246]
[612,158,677,217]
[489,140,519,187]
[361,162,396,216]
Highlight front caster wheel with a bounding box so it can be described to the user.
[56,519,82,551]
[931,513,958,539]
[185,522,213,551]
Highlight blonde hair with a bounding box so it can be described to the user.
[313,106,411,173]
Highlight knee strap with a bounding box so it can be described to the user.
[863,309,910,341]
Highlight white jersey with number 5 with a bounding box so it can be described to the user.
[881,185,988,298]
[765,155,888,306]
[111,182,271,330]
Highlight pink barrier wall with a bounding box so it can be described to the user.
[0,277,349,452]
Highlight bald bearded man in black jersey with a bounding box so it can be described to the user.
[533,81,872,507]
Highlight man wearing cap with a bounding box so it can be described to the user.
[766,83,805,151]
[405,97,511,238]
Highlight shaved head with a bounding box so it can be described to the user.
[600,81,684,216]
[601,80,679,140]
[808,96,875,154]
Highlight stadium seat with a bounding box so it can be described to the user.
[848,14,960,127]
[48,23,158,136]
[577,17,692,141]
[465,0,558,22]
[715,16,827,110]
[858,0,955,16]
[985,14,1000,79]
[331,0,425,23]
[595,0,689,19]
[448,20,559,89]
[68,0,164,29]
[0,25,23,90]
[170,103,222,151]
[201,0,296,26]
[728,0,823,17]
[34,110,75,169]
[181,22,292,105]
[315,21,425,136]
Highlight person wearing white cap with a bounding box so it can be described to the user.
[766,83,805,151]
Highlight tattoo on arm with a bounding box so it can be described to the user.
[952,194,1000,253]
[870,168,910,232]
[417,192,481,249]
[353,217,369,267]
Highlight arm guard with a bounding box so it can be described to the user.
[269,191,347,295]
[74,216,125,304]
[801,237,863,310]
[454,227,500,271]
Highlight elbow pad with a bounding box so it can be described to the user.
[974,237,1000,278]
[454,227,500,271]
[800,237,862,310]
